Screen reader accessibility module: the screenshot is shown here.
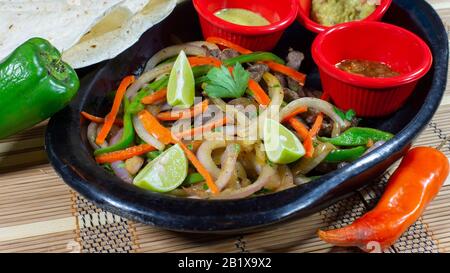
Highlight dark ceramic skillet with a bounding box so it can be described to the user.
[46,0,448,233]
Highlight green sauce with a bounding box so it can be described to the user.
[311,0,377,26]
[214,8,270,26]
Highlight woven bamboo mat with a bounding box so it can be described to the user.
[0,0,449,253]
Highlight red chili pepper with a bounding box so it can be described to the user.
[318,147,449,252]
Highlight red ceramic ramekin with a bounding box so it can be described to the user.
[193,0,299,51]
[312,21,433,117]
[297,0,392,33]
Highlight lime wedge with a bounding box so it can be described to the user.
[263,119,305,164]
[167,50,195,108]
[133,144,188,193]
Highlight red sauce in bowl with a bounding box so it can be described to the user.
[336,59,401,78]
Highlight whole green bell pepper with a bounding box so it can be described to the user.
[0,38,79,139]
[319,127,394,147]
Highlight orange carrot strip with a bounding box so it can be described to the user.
[288,118,314,158]
[248,79,271,106]
[137,110,173,145]
[96,76,135,145]
[174,117,229,139]
[156,100,209,121]
[266,61,306,86]
[306,92,328,138]
[141,88,167,105]
[138,110,219,194]
[280,106,308,122]
[302,133,314,158]
[310,113,324,138]
[288,118,309,139]
[81,111,123,126]
[174,139,219,194]
[206,37,253,54]
[95,144,156,164]
[188,56,222,67]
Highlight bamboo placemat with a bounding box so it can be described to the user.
[0,0,449,253]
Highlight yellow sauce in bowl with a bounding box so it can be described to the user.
[214,8,270,26]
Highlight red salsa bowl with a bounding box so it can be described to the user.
[297,0,392,33]
[193,0,299,51]
[312,21,433,117]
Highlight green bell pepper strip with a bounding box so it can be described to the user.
[148,75,169,90]
[195,75,209,86]
[102,164,114,175]
[127,89,152,115]
[324,146,367,163]
[183,173,205,186]
[136,136,146,145]
[223,52,285,66]
[94,99,135,156]
[192,65,213,76]
[158,55,178,66]
[147,150,163,160]
[0,37,80,139]
[128,75,170,114]
[319,127,394,147]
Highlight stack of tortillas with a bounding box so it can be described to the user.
[0,0,183,68]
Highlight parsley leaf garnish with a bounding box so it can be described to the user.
[345,109,356,121]
[204,63,250,99]
[334,107,356,121]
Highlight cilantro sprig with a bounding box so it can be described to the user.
[334,107,356,121]
[204,63,250,99]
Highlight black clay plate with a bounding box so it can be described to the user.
[46,0,448,233]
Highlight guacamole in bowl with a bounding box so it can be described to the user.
[311,0,377,26]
